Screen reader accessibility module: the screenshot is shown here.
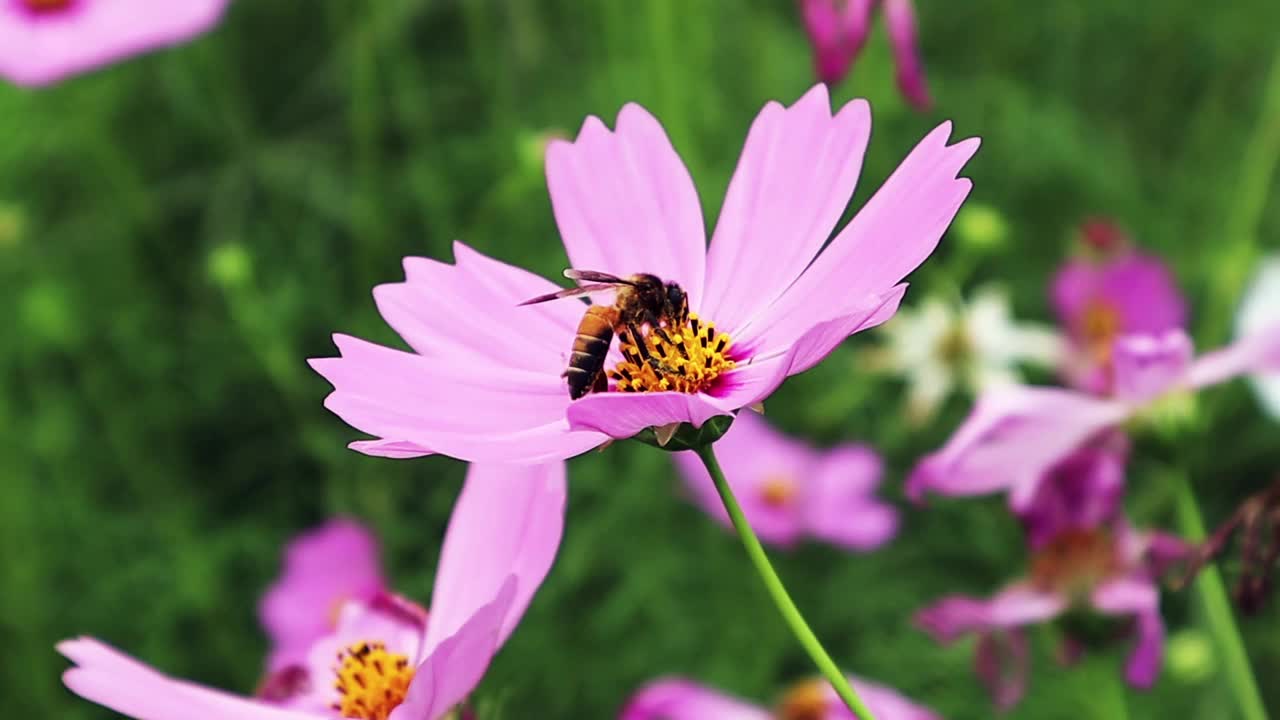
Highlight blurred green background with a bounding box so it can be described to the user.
[3,0,1279,718]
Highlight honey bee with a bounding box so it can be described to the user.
[519,269,688,399]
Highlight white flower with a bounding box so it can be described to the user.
[1236,255,1280,419]
[873,286,1061,423]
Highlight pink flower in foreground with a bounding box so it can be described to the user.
[259,518,386,673]
[621,674,939,720]
[908,327,1280,509]
[0,0,229,87]
[799,0,932,110]
[672,409,897,550]
[311,84,978,464]
[59,462,566,720]
[1051,236,1186,395]
[915,448,1188,708]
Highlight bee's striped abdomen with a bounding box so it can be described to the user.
[566,305,617,399]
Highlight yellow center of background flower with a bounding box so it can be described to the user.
[1029,528,1118,597]
[1080,299,1121,363]
[760,475,797,508]
[609,312,735,394]
[775,678,828,720]
[332,641,414,720]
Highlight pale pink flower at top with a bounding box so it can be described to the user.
[59,461,566,720]
[621,674,939,720]
[259,518,386,673]
[799,0,932,111]
[311,84,979,464]
[915,446,1188,709]
[0,0,230,87]
[672,409,897,550]
[907,326,1280,510]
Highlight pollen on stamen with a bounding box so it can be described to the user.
[330,641,414,720]
[608,312,736,394]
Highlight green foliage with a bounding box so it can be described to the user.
[2,0,1278,718]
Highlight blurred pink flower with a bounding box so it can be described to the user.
[799,0,931,110]
[259,518,386,673]
[59,462,566,720]
[915,447,1187,708]
[311,84,978,464]
[908,327,1280,509]
[0,0,229,87]
[621,674,939,720]
[672,409,897,550]
[1052,239,1187,395]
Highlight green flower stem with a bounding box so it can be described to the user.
[694,444,878,720]
[1172,474,1269,720]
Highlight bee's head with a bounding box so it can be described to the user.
[664,282,688,320]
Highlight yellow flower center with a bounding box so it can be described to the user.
[775,678,828,720]
[1080,299,1121,363]
[760,475,797,508]
[609,313,736,394]
[1029,528,1118,597]
[21,0,73,13]
[331,641,414,720]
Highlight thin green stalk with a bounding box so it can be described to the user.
[1172,475,1269,720]
[694,444,878,720]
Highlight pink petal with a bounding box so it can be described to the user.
[1111,331,1194,404]
[915,583,1068,643]
[882,0,932,111]
[0,0,229,86]
[58,637,314,720]
[545,104,706,305]
[905,385,1129,508]
[1187,324,1280,389]
[349,439,434,459]
[620,677,770,720]
[803,445,898,551]
[799,0,874,85]
[1090,575,1164,688]
[564,390,735,438]
[373,242,581,375]
[258,519,385,671]
[423,461,567,657]
[735,122,978,352]
[973,630,1030,710]
[391,579,516,720]
[829,675,942,720]
[671,409,813,548]
[311,334,607,463]
[702,86,872,334]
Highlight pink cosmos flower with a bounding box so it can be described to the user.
[59,461,566,720]
[672,409,897,550]
[621,674,939,720]
[259,518,386,673]
[0,0,229,87]
[311,84,978,464]
[799,0,931,111]
[907,327,1280,509]
[915,447,1188,708]
[1051,233,1186,395]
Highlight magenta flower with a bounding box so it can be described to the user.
[799,0,932,111]
[915,447,1188,708]
[259,518,386,673]
[59,461,566,720]
[0,0,229,87]
[672,409,896,550]
[311,85,978,464]
[1051,242,1187,395]
[621,674,939,720]
[908,327,1280,508]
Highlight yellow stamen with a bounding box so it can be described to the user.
[1080,299,1121,363]
[776,678,828,720]
[760,475,797,508]
[608,313,736,394]
[332,641,414,720]
[1029,528,1119,597]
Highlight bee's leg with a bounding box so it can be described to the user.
[647,310,689,361]
[591,371,608,394]
[625,321,665,374]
